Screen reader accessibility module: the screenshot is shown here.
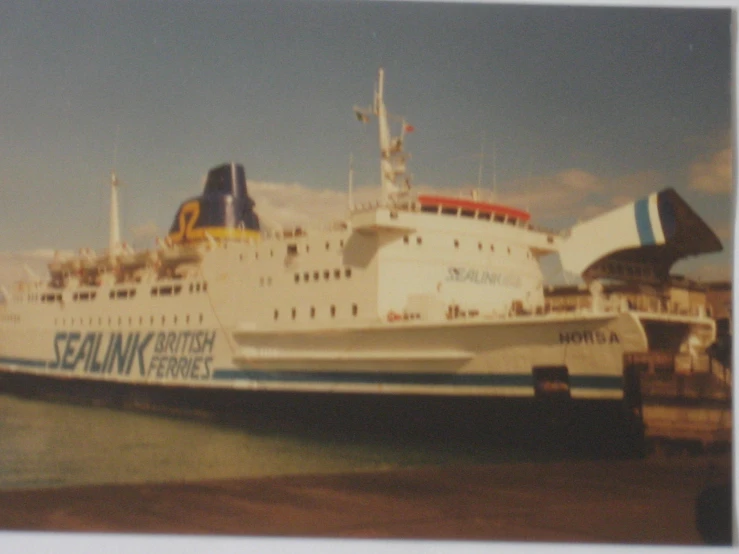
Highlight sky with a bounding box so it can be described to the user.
[0,0,733,285]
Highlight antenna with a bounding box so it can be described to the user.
[492,142,497,199]
[109,126,122,259]
[109,172,121,258]
[476,131,485,194]
[348,153,354,212]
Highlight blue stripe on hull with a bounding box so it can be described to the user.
[0,356,47,369]
[0,357,624,392]
[212,368,623,391]
[634,198,655,245]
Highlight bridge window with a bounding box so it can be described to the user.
[345,268,352,278]
[461,209,475,218]
[442,206,457,216]
[334,269,341,279]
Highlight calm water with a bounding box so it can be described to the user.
[0,393,515,491]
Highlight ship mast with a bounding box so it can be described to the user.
[354,68,412,207]
[109,171,121,259]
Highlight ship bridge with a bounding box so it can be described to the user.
[559,188,722,285]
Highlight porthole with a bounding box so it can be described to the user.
[454,239,459,248]
[416,237,422,245]
[403,236,409,244]
[294,274,300,283]
[334,269,341,279]
[330,305,336,317]
[345,268,352,278]
[313,271,319,281]
[323,270,330,280]
[352,304,358,316]
[274,310,279,320]
[310,306,316,318]
[291,308,296,320]
[199,314,203,323]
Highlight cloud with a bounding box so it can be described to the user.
[0,251,53,286]
[129,222,162,247]
[678,261,733,283]
[249,181,377,229]
[711,222,734,242]
[689,147,733,194]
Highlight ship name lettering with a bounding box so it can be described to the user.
[559,330,620,345]
[146,356,212,380]
[446,267,521,288]
[49,330,215,380]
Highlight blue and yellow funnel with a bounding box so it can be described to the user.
[168,163,261,244]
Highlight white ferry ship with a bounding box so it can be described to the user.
[0,70,722,437]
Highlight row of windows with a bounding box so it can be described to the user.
[22,281,210,305]
[420,204,525,226]
[274,303,359,320]
[241,239,348,262]
[402,235,530,258]
[1,313,20,323]
[598,263,653,278]
[55,313,205,328]
[294,268,353,284]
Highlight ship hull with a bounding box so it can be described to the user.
[0,366,644,457]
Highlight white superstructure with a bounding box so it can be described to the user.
[0,69,720,406]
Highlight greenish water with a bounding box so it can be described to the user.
[0,394,497,490]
